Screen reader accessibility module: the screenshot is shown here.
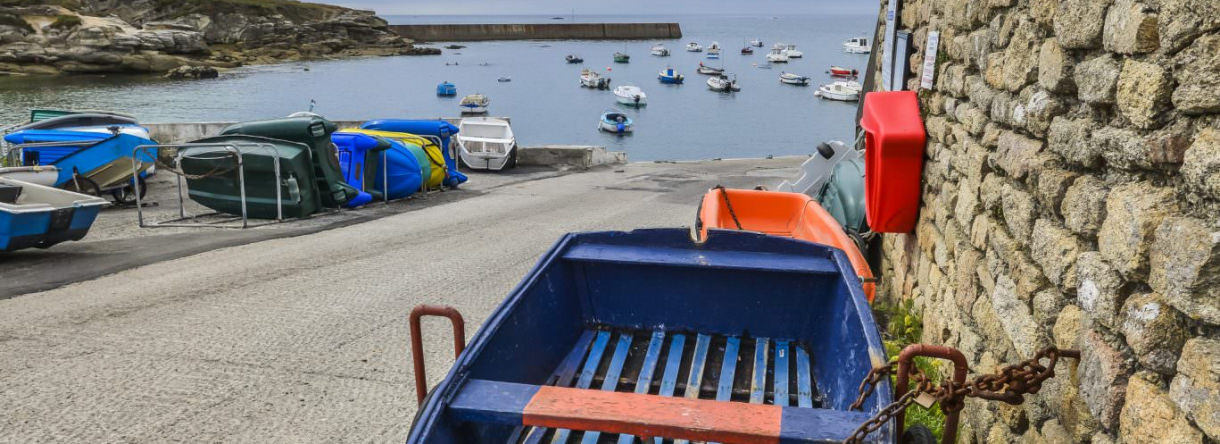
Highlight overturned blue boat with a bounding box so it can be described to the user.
[332,132,424,200]
[0,177,107,252]
[359,119,468,188]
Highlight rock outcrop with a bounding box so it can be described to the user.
[0,0,435,75]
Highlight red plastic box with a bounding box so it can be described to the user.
[860,90,927,233]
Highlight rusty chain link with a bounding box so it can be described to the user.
[843,346,1081,444]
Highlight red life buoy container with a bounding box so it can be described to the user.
[860,91,926,233]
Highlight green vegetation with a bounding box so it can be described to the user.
[0,0,81,8]
[875,298,948,441]
[147,0,343,23]
[49,14,80,30]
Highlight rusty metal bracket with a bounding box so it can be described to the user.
[895,344,968,444]
[409,305,467,405]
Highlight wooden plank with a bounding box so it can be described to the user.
[774,340,789,407]
[654,333,685,444]
[551,330,611,444]
[675,333,712,444]
[750,338,769,404]
[581,333,633,444]
[617,330,666,444]
[795,346,813,408]
[521,330,597,444]
[717,336,740,402]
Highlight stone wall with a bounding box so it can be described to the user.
[874,0,1220,442]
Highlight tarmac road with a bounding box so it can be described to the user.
[0,157,802,443]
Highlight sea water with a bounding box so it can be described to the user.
[0,13,874,161]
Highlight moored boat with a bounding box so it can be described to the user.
[650,43,670,56]
[613,52,630,63]
[706,73,741,92]
[598,109,633,133]
[779,71,811,85]
[750,38,763,47]
[707,41,721,58]
[456,117,517,171]
[436,81,456,96]
[3,120,159,203]
[844,36,871,54]
[0,177,106,252]
[696,62,724,75]
[686,41,702,52]
[459,94,490,114]
[612,85,647,107]
[815,81,861,101]
[782,43,803,58]
[741,46,754,54]
[766,47,790,63]
[579,68,612,89]
[657,67,684,84]
[829,65,859,78]
[565,54,583,63]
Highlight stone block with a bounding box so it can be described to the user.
[1119,373,1204,444]
[995,130,1044,180]
[1035,165,1078,217]
[992,274,1046,359]
[1103,0,1160,54]
[1077,251,1126,327]
[1158,0,1220,53]
[1062,176,1109,237]
[1074,54,1121,105]
[1169,338,1220,440]
[1031,219,1085,291]
[1182,128,1220,201]
[1119,293,1190,374]
[1001,17,1040,92]
[955,175,982,232]
[1053,304,1084,350]
[1079,329,1134,431]
[1048,117,1102,168]
[1037,39,1074,93]
[990,90,1016,126]
[1116,60,1173,130]
[1014,88,1065,137]
[966,75,996,111]
[1031,287,1065,328]
[980,173,1006,211]
[1056,0,1115,49]
[1172,35,1220,114]
[1001,185,1037,243]
[1149,217,1220,325]
[954,102,988,135]
[1030,0,1058,27]
[1097,182,1178,280]
[985,52,1007,89]
[1097,121,1193,171]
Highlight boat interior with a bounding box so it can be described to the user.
[0,178,100,210]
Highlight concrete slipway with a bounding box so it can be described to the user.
[0,156,803,442]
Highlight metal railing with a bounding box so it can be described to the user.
[131,142,284,229]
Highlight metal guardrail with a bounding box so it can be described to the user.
[131,142,284,229]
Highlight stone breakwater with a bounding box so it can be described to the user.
[873,0,1220,442]
[0,2,438,76]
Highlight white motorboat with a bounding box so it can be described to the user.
[599,109,633,134]
[696,62,725,75]
[844,37,871,54]
[749,39,763,47]
[459,94,490,114]
[0,166,60,187]
[779,71,811,86]
[835,80,864,92]
[686,42,703,52]
[707,41,721,55]
[613,85,648,107]
[650,44,670,56]
[815,82,861,101]
[580,68,611,89]
[457,117,517,171]
[782,43,803,58]
[766,47,789,63]
[706,74,740,92]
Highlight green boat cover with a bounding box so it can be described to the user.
[220,116,362,209]
[181,135,320,219]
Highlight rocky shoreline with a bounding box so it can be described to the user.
[0,1,439,76]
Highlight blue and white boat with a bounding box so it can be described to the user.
[0,177,106,252]
[436,81,456,96]
[3,116,157,203]
[598,109,633,134]
[459,94,489,114]
[657,67,684,84]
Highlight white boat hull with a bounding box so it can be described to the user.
[0,166,60,187]
[780,77,810,85]
[844,44,870,54]
[783,50,803,58]
[615,96,647,107]
[460,106,488,114]
[599,121,633,133]
[815,85,860,101]
[458,117,516,171]
[766,53,789,63]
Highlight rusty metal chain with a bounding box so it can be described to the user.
[843,346,1081,444]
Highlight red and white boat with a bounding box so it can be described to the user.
[828,66,859,78]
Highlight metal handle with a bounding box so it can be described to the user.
[895,344,968,444]
[409,305,466,405]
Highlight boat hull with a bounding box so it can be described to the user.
[457,117,516,171]
[332,132,424,200]
[0,166,59,187]
[358,120,467,188]
[0,177,106,252]
[180,135,321,219]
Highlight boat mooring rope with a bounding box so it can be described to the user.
[713,185,743,230]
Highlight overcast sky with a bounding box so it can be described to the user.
[321,0,875,16]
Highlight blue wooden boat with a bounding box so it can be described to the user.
[437,81,457,96]
[3,124,157,203]
[407,228,892,443]
[0,177,107,252]
[657,67,684,84]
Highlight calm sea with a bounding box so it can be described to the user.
[0,13,874,161]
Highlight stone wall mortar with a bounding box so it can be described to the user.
[875,0,1220,441]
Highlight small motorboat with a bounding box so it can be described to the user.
[565,55,583,63]
[829,66,860,78]
[844,36,871,54]
[766,47,790,63]
[459,94,490,114]
[658,67,684,84]
[686,41,702,52]
[650,43,670,56]
[436,81,456,96]
[815,81,861,101]
[0,177,106,252]
[497,76,511,82]
[599,109,633,133]
[780,71,811,86]
[707,41,721,57]
[0,166,59,187]
[750,38,763,47]
[706,73,741,92]
[613,85,647,107]
[580,68,612,89]
[457,117,517,171]
[782,43,803,58]
[741,46,754,54]
[696,62,725,75]
[613,52,630,63]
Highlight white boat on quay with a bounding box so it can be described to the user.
[457,117,517,171]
